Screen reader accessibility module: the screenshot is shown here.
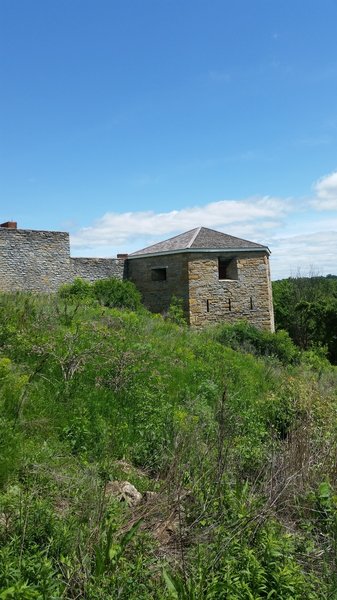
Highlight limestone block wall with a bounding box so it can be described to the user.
[188,252,275,331]
[127,253,189,314]
[0,226,274,332]
[0,228,71,292]
[71,257,125,282]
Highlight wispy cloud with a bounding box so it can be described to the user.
[312,170,337,210]
[70,171,337,279]
[71,196,289,253]
[271,231,337,279]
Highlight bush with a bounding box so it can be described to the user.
[58,278,94,302]
[58,277,142,311]
[215,320,300,364]
[165,295,187,326]
[92,278,142,311]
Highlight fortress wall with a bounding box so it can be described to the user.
[0,228,71,292]
[188,251,275,331]
[71,257,126,282]
[0,225,275,332]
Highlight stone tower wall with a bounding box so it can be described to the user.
[127,253,190,315]
[127,250,274,331]
[188,251,275,331]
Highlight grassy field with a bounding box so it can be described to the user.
[0,289,337,598]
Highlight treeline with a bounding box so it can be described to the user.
[273,275,337,364]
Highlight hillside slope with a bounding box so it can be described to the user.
[0,293,337,599]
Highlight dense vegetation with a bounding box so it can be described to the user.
[273,275,337,364]
[0,280,337,598]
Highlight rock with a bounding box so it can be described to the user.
[106,480,142,507]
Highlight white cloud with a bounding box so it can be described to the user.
[270,231,337,279]
[71,196,289,253]
[312,170,337,210]
[69,172,337,279]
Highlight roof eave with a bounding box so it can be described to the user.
[128,246,271,259]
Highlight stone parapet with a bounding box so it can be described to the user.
[0,228,71,292]
[71,257,125,282]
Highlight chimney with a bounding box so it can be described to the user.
[117,253,128,259]
[0,221,17,229]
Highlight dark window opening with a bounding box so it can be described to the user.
[206,299,210,312]
[151,268,167,281]
[218,258,238,280]
[228,298,232,312]
[250,297,254,310]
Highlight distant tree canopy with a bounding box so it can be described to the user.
[272,275,337,364]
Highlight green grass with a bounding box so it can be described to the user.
[0,292,337,598]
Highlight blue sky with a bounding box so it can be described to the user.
[1,0,337,278]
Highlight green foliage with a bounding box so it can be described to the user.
[215,320,299,363]
[273,275,337,364]
[166,295,187,326]
[92,278,142,310]
[94,518,143,577]
[59,277,94,301]
[59,276,142,311]
[0,292,336,597]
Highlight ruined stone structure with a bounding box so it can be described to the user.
[128,227,275,331]
[0,222,274,331]
[0,222,125,292]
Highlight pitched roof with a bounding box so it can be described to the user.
[129,226,269,257]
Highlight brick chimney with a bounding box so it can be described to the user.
[0,221,17,229]
[117,253,128,259]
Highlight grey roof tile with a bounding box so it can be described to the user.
[130,227,267,256]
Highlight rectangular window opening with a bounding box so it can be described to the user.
[206,299,210,313]
[228,298,232,312]
[250,296,254,310]
[151,267,167,281]
[218,258,238,280]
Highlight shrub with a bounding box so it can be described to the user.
[58,278,94,302]
[165,295,187,326]
[92,278,142,311]
[58,277,142,311]
[215,320,299,364]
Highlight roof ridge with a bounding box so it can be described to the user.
[151,227,198,247]
[187,226,201,248]
[129,226,269,257]
[190,226,265,249]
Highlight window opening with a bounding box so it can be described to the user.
[218,258,229,279]
[206,299,210,313]
[151,268,167,281]
[228,298,232,311]
[218,258,238,280]
[250,296,254,310]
